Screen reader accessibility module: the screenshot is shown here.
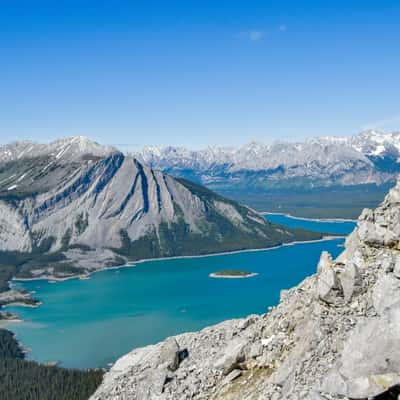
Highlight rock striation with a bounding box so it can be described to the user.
[92,177,400,400]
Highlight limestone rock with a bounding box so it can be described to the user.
[372,274,400,315]
[214,337,247,375]
[393,255,400,278]
[223,369,242,384]
[338,262,360,302]
[321,307,400,398]
[158,338,181,372]
[316,252,340,303]
[317,251,333,274]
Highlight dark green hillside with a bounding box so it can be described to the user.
[0,329,103,400]
[116,178,325,261]
[219,184,393,219]
[0,329,24,359]
[0,265,17,293]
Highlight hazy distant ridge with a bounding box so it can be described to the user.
[134,130,400,190]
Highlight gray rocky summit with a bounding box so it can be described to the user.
[92,177,400,400]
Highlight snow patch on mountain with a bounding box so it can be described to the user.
[134,130,400,189]
[0,136,117,165]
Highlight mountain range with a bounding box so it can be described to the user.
[0,137,320,281]
[134,130,400,191]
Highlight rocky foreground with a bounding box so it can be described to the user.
[91,179,400,399]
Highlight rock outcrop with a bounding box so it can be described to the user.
[92,178,400,400]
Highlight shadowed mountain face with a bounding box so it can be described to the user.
[0,137,321,279]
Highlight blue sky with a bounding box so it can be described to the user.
[1,0,400,148]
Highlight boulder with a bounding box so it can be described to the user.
[372,274,400,315]
[338,262,360,302]
[135,368,168,400]
[249,342,263,359]
[223,369,242,384]
[321,307,400,398]
[214,337,246,375]
[379,251,395,273]
[394,255,400,278]
[316,252,339,303]
[158,338,181,372]
[317,251,333,273]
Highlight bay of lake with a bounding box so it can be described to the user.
[7,215,356,369]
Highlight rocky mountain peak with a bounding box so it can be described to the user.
[349,129,400,156]
[91,176,400,400]
[0,136,118,165]
[49,136,117,158]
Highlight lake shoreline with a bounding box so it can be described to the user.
[12,235,343,285]
[4,236,342,337]
[12,263,135,284]
[209,272,258,279]
[5,234,347,369]
[262,211,357,223]
[4,236,343,332]
[0,317,22,328]
[4,301,42,308]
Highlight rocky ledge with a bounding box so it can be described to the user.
[91,179,400,400]
[0,289,39,307]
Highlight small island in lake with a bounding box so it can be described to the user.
[209,270,258,279]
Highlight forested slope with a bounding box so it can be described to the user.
[0,329,103,400]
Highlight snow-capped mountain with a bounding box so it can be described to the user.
[133,130,400,190]
[0,137,319,280]
[0,136,118,164]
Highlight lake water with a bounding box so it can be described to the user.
[7,215,356,369]
[264,213,356,235]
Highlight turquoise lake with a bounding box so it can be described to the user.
[264,213,356,235]
[7,215,356,369]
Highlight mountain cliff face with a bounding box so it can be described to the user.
[92,178,400,400]
[135,130,400,191]
[0,137,319,279]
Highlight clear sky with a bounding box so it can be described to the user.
[1,0,400,148]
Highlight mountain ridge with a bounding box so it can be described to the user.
[134,129,400,191]
[0,136,118,165]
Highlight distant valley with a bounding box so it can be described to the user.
[135,130,400,217]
